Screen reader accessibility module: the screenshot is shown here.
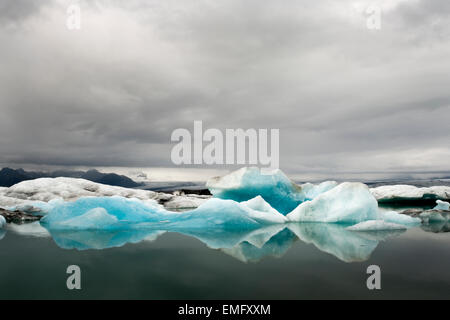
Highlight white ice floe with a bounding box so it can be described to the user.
[0,177,205,212]
[370,185,450,201]
[433,200,450,211]
[346,220,408,231]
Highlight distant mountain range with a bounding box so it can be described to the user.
[0,168,142,188]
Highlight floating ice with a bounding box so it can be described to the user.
[287,182,378,224]
[370,185,450,202]
[433,200,450,211]
[40,195,286,231]
[346,220,407,231]
[0,177,204,213]
[206,167,337,214]
[40,196,166,230]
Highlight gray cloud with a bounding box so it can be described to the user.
[0,0,449,175]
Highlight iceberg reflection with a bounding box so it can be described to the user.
[35,222,405,263]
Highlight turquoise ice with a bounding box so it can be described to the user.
[36,167,423,232]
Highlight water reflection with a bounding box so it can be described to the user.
[1,221,413,263]
[421,221,449,233]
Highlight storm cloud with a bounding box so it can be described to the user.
[0,0,449,175]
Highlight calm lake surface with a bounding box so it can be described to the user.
[0,221,449,299]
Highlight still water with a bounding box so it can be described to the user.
[0,220,449,299]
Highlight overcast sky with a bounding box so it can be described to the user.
[0,0,449,176]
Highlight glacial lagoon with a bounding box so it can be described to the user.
[0,219,448,299]
[1,168,449,299]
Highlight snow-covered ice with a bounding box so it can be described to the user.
[0,177,205,212]
[370,185,450,202]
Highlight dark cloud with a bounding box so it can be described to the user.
[0,0,449,175]
[0,0,50,24]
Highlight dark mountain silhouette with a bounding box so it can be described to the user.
[0,168,141,188]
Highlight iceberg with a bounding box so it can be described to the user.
[287,182,379,224]
[40,195,286,231]
[0,177,205,213]
[370,185,450,203]
[433,200,450,211]
[35,168,422,231]
[206,167,337,214]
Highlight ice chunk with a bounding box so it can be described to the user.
[40,195,285,231]
[0,177,214,213]
[0,215,6,228]
[378,211,421,226]
[40,196,166,230]
[346,220,407,231]
[433,200,450,211]
[2,177,158,203]
[370,185,450,202]
[161,198,281,231]
[287,182,378,224]
[206,167,337,214]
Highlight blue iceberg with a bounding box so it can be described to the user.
[35,167,422,232]
[206,167,337,214]
[40,195,285,231]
